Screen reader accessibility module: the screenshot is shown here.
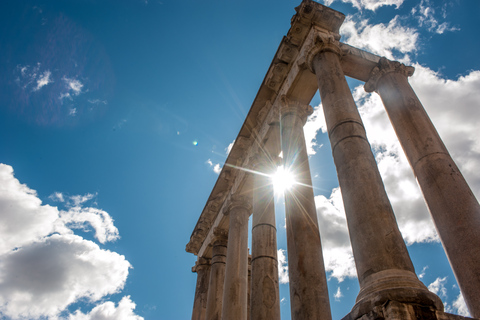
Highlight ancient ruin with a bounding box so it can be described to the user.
[186,1,480,319]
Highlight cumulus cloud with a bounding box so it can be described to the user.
[452,293,470,317]
[68,296,143,320]
[63,76,84,95]
[341,15,418,60]
[428,277,448,299]
[206,159,222,174]
[15,63,53,92]
[277,249,289,284]
[323,0,404,11]
[315,189,357,282]
[304,104,326,155]
[0,163,140,319]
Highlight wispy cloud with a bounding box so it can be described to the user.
[334,287,343,301]
[322,0,404,11]
[34,70,53,91]
[206,159,222,174]
[412,0,459,34]
[428,277,448,299]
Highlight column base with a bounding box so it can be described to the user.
[348,269,444,320]
[342,300,476,320]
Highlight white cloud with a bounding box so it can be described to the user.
[59,206,120,244]
[412,0,459,34]
[428,277,448,299]
[226,139,235,155]
[304,104,326,155]
[341,15,418,60]
[69,296,143,320]
[63,77,84,95]
[34,70,53,91]
[334,287,343,301]
[0,164,59,254]
[70,108,77,116]
[0,163,141,319]
[206,159,222,175]
[315,189,357,282]
[418,265,429,279]
[452,293,470,317]
[277,249,289,284]
[323,0,404,11]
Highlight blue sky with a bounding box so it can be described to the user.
[1,0,479,319]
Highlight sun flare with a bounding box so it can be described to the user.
[272,165,295,194]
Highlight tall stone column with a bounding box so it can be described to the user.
[205,229,228,320]
[308,35,442,318]
[280,95,332,320]
[192,257,211,320]
[221,195,252,320]
[250,155,280,320]
[365,57,480,318]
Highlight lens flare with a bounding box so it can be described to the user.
[272,165,295,194]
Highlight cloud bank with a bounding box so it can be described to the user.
[0,163,143,320]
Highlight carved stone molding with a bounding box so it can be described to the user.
[305,29,343,73]
[192,257,211,273]
[280,95,314,125]
[225,195,253,216]
[364,57,415,93]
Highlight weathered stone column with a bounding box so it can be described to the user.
[192,257,211,320]
[365,57,480,318]
[308,34,442,318]
[205,229,228,320]
[247,254,252,320]
[250,155,280,320]
[280,95,332,320]
[221,195,252,320]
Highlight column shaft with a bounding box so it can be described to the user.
[250,158,280,320]
[280,96,332,320]
[205,230,228,320]
[221,197,251,320]
[192,258,211,320]
[311,47,441,317]
[366,58,480,317]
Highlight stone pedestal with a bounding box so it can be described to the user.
[250,156,280,320]
[365,58,480,318]
[309,36,442,318]
[280,95,332,320]
[192,257,211,320]
[205,229,228,320]
[221,196,252,320]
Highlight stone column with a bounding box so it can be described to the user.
[365,57,480,318]
[250,155,281,320]
[205,229,228,320]
[247,254,252,320]
[192,257,211,320]
[280,95,332,320]
[307,34,442,318]
[221,195,252,320]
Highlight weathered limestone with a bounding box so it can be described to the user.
[192,257,211,320]
[221,195,252,320]
[250,155,280,320]
[365,57,480,318]
[205,229,228,320]
[280,95,331,320]
[309,34,442,318]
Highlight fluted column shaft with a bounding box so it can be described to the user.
[205,230,228,320]
[221,197,251,320]
[280,96,331,320]
[192,257,211,320]
[250,157,280,320]
[310,41,442,317]
[365,57,480,317]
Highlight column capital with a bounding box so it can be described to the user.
[192,257,211,273]
[212,227,228,246]
[364,57,415,93]
[280,95,313,125]
[225,195,252,215]
[305,29,343,73]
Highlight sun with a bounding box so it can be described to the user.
[272,165,295,194]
